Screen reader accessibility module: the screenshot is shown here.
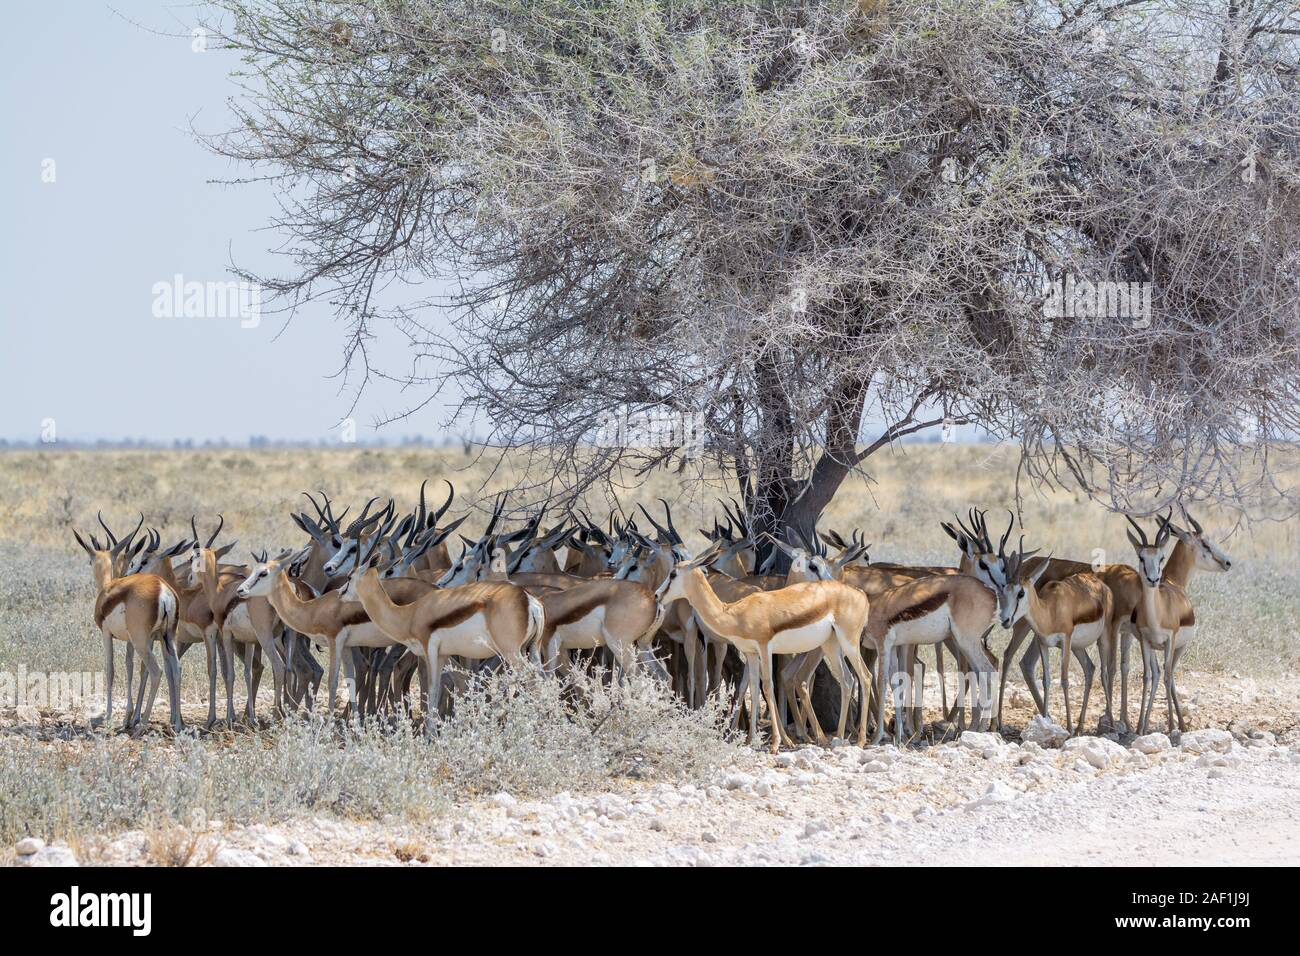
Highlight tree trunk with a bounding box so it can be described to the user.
[745,371,869,569]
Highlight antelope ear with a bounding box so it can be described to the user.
[1026,559,1049,587]
[1125,529,1142,550]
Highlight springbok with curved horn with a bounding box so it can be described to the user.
[864,568,999,746]
[187,515,295,724]
[339,533,545,735]
[993,538,1115,735]
[657,543,873,753]
[995,505,1230,732]
[127,528,239,729]
[1126,513,1203,734]
[74,516,183,734]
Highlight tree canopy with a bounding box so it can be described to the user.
[207,0,1300,544]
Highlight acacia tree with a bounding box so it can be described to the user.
[207,0,1299,548]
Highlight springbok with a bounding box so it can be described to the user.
[993,541,1115,735]
[340,538,544,735]
[74,516,182,734]
[864,572,998,746]
[657,543,873,753]
[1126,513,1211,734]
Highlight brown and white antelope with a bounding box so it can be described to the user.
[74,516,183,733]
[657,544,873,753]
[188,517,293,725]
[341,544,545,735]
[1126,513,1219,734]
[864,572,998,746]
[993,541,1115,735]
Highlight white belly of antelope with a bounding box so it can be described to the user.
[103,604,129,641]
[429,612,498,659]
[1043,618,1104,650]
[892,606,951,646]
[553,607,607,650]
[746,615,834,656]
[225,604,257,643]
[342,622,396,649]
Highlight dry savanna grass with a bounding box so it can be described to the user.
[2,444,1296,682]
[1,444,1297,848]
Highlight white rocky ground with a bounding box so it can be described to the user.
[16,719,1300,867]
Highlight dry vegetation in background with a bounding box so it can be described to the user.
[1,445,1297,847]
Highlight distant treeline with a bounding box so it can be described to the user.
[0,435,471,450]
[0,431,997,451]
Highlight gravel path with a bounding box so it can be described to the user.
[12,674,1300,867]
[28,724,1295,868]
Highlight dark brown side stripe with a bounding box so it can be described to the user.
[772,602,835,635]
[1074,602,1103,626]
[425,600,485,631]
[544,590,607,628]
[884,591,948,630]
[339,603,372,628]
[94,588,131,628]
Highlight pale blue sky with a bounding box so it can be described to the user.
[0,2,973,448]
[0,1,458,443]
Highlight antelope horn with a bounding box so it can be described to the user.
[951,509,978,544]
[997,510,1014,558]
[206,514,224,549]
[661,499,683,545]
[415,479,429,532]
[637,502,672,542]
[729,498,749,536]
[1124,513,1150,547]
[973,508,994,552]
[302,491,330,528]
[481,495,505,541]
[113,513,145,556]
[345,497,380,535]
[97,511,118,546]
[1154,509,1173,546]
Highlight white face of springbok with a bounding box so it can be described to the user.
[338,558,372,602]
[187,544,205,587]
[655,562,688,606]
[124,543,152,576]
[1127,516,1175,587]
[655,545,723,606]
[322,534,363,576]
[436,542,484,588]
[236,554,283,599]
[1169,509,1233,573]
[995,559,1048,629]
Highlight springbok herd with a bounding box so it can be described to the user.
[72,482,1232,752]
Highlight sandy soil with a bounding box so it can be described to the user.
[9,673,1300,867]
